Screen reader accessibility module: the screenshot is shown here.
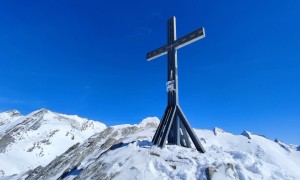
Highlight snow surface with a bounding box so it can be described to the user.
[1,109,300,179]
[88,124,300,179]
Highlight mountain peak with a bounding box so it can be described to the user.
[30,108,50,115]
[0,109,106,177]
[3,109,22,117]
[26,108,58,120]
[138,117,159,128]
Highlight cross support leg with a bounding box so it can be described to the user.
[152,105,205,153]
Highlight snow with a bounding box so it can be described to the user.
[0,110,22,137]
[78,123,300,179]
[100,129,299,179]
[195,128,300,179]
[1,109,300,179]
[0,109,106,176]
[58,119,300,179]
[137,117,160,128]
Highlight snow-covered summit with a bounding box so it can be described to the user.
[1,109,299,179]
[2,109,21,117]
[137,117,160,128]
[0,110,21,127]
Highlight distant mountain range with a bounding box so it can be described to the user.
[0,109,299,179]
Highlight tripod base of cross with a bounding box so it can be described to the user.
[152,105,206,153]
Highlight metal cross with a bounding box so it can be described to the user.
[147,16,206,153]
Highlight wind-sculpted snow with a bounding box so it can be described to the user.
[0,109,106,177]
[1,109,300,179]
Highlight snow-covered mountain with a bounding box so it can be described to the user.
[0,109,106,177]
[0,109,299,179]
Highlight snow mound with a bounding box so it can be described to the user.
[138,117,160,128]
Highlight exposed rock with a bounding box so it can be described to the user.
[206,167,217,180]
[0,134,15,153]
[213,127,225,136]
[138,117,160,128]
[150,152,160,157]
[241,131,252,139]
[22,123,156,179]
[24,127,120,179]
[0,110,21,127]
[206,163,238,180]
[121,126,139,136]
[275,138,292,153]
[241,131,268,140]
[4,110,22,118]
[1,110,300,179]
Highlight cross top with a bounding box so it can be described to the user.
[147,16,205,61]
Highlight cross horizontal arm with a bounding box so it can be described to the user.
[174,27,205,50]
[146,27,205,61]
[146,45,170,61]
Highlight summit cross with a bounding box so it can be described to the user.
[146,16,206,153]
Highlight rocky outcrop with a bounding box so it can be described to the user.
[206,163,238,180]
[213,127,225,136]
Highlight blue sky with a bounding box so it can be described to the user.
[0,1,299,144]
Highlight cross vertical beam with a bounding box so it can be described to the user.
[147,16,205,153]
[167,17,178,106]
